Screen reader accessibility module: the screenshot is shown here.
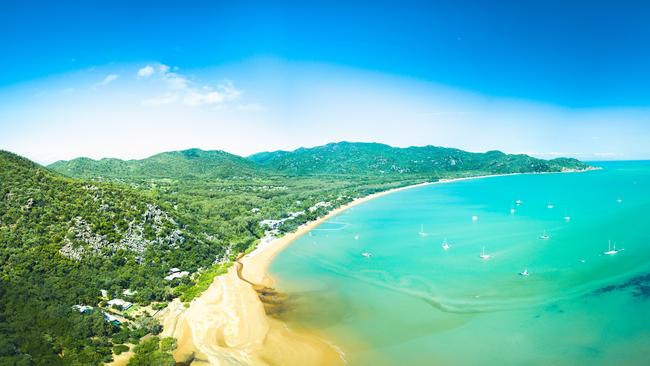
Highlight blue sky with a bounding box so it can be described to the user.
[1,0,649,163]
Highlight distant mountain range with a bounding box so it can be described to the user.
[49,141,590,178]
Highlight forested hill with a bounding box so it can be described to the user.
[50,142,590,179]
[0,150,228,365]
[249,142,590,176]
[49,148,260,179]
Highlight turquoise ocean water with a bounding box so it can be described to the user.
[270,161,650,365]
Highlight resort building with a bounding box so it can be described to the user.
[107,298,133,311]
[164,269,190,281]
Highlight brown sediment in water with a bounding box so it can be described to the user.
[235,259,292,318]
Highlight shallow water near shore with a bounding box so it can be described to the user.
[270,161,650,365]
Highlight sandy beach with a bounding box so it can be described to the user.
[155,170,593,366]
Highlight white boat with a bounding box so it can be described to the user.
[510,208,516,214]
[479,246,491,260]
[354,234,360,240]
[419,224,426,236]
[616,198,623,203]
[547,203,554,209]
[472,215,479,222]
[539,230,550,240]
[519,268,529,277]
[441,239,450,250]
[515,199,523,206]
[603,240,621,256]
[361,252,373,258]
[564,215,571,222]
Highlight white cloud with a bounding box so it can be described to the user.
[137,65,155,78]
[97,74,119,87]
[181,82,242,107]
[164,73,189,90]
[140,64,242,108]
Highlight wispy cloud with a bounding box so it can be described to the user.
[96,74,119,87]
[137,65,155,78]
[139,63,242,107]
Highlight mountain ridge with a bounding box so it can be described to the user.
[49,142,590,178]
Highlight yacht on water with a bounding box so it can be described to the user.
[472,215,479,222]
[419,224,426,236]
[515,199,523,206]
[603,240,622,256]
[510,208,516,214]
[564,214,571,222]
[361,252,373,258]
[547,203,555,209]
[519,268,529,277]
[479,246,491,260]
[539,230,550,240]
[354,234,360,240]
[441,239,450,250]
[616,198,623,203]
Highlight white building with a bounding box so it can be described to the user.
[107,298,133,310]
[72,305,93,314]
[122,289,137,297]
[309,201,332,212]
[164,270,189,281]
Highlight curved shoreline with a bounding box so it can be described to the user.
[155,170,593,365]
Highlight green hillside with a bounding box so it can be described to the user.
[0,150,227,365]
[49,148,261,179]
[51,142,590,180]
[249,142,590,176]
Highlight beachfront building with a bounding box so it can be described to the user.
[122,289,137,297]
[102,312,121,326]
[107,298,133,311]
[72,305,93,314]
[164,269,190,281]
[259,219,284,230]
[287,210,305,219]
[309,201,332,212]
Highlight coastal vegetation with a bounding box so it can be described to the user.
[0,142,589,365]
